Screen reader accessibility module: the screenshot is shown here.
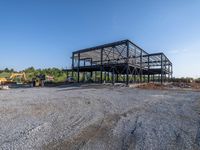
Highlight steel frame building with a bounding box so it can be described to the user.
[66,39,173,85]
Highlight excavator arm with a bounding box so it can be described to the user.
[9,73,27,82]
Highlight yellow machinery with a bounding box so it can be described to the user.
[9,72,27,83]
[0,72,27,85]
[32,74,46,87]
[0,78,7,85]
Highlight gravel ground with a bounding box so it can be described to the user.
[0,84,200,150]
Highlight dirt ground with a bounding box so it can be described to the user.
[0,84,200,150]
[136,82,200,91]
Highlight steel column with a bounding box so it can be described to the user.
[112,68,114,85]
[140,50,142,83]
[148,55,150,83]
[100,48,103,83]
[161,54,163,84]
[77,53,80,83]
[126,41,129,86]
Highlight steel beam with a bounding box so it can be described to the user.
[126,41,129,86]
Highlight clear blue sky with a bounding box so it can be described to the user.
[0,0,200,77]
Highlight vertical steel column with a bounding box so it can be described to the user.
[108,72,110,82]
[72,53,74,79]
[104,71,106,83]
[84,59,86,67]
[134,48,136,83]
[171,64,173,80]
[153,74,155,83]
[164,57,167,82]
[94,71,96,82]
[148,55,150,83]
[100,48,103,83]
[161,54,163,84]
[112,68,114,85]
[126,41,129,86]
[134,70,136,83]
[131,73,133,83]
[83,72,85,82]
[140,50,142,83]
[168,63,170,82]
[66,70,68,79]
[90,72,93,80]
[77,53,80,83]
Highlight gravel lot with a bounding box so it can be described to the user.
[0,84,200,150]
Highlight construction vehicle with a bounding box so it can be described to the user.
[0,77,7,85]
[0,72,27,85]
[9,72,27,84]
[46,75,54,82]
[32,74,46,87]
[66,76,75,83]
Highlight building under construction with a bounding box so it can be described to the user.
[66,39,173,85]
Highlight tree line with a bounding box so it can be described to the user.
[0,67,68,82]
[0,67,200,83]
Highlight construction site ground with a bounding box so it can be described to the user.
[0,84,200,150]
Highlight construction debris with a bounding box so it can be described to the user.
[135,82,200,91]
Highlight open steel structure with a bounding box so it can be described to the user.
[66,39,173,85]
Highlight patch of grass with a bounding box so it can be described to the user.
[0,72,11,78]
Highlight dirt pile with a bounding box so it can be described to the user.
[136,83,166,90]
[136,82,200,91]
[172,82,200,90]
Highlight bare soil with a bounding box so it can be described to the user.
[0,84,200,150]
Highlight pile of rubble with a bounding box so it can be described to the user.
[136,82,200,91]
[172,82,200,89]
